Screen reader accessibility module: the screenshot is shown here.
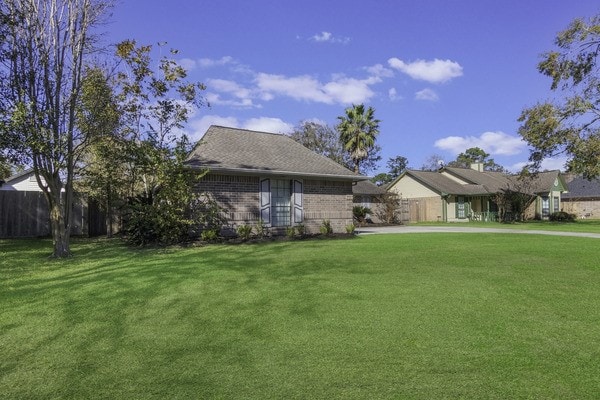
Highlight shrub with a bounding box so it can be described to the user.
[320,219,333,235]
[255,219,268,238]
[237,224,253,240]
[345,223,356,234]
[200,229,219,241]
[549,211,576,222]
[295,224,306,237]
[353,206,372,224]
[124,201,191,246]
[374,193,401,224]
[285,226,296,238]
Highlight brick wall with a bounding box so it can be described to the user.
[303,178,353,233]
[193,174,353,234]
[193,174,260,224]
[562,198,600,219]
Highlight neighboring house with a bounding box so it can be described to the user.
[184,125,367,234]
[352,180,387,224]
[0,169,45,191]
[561,176,600,219]
[387,163,567,222]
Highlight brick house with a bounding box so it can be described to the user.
[561,176,600,219]
[184,126,367,234]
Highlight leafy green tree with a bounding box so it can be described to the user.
[291,119,381,174]
[337,104,381,174]
[76,67,124,238]
[371,155,409,185]
[0,0,111,257]
[290,121,345,165]
[113,40,207,245]
[518,14,600,179]
[0,156,11,180]
[448,147,505,172]
[387,155,409,179]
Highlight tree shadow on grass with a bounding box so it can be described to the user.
[1,237,375,398]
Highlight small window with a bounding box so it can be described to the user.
[541,197,550,218]
[457,196,466,219]
[553,196,559,212]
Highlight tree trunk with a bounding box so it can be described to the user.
[106,195,113,238]
[49,198,71,258]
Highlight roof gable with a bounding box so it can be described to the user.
[185,126,364,180]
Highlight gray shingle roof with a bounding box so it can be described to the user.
[185,126,366,180]
[398,168,563,196]
[563,177,600,199]
[406,170,489,195]
[353,180,387,195]
[443,167,512,192]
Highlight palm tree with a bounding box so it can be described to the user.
[337,104,380,174]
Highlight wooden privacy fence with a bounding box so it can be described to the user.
[0,191,106,238]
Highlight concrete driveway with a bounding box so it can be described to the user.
[356,225,600,239]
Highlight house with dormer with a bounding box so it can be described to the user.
[387,163,567,222]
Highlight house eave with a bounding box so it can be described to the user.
[186,165,369,181]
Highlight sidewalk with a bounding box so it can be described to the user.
[356,225,600,239]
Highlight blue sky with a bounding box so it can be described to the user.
[105,0,599,174]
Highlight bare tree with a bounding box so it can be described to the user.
[0,0,112,257]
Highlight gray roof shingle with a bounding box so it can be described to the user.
[398,168,564,196]
[353,180,387,195]
[406,170,489,195]
[185,126,365,180]
[563,177,600,199]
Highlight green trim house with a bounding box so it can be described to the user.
[387,163,567,222]
[184,125,368,234]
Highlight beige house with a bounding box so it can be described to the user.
[388,163,567,222]
[184,126,367,234]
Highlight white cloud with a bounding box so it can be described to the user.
[388,87,400,101]
[388,58,463,83]
[197,56,235,68]
[243,117,294,134]
[311,31,350,44]
[256,73,332,103]
[365,64,394,78]
[178,58,197,71]
[255,73,376,105]
[205,79,258,108]
[509,156,568,173]
[434,131,526,156]
[415,88,439,101]
[205,92,257,108]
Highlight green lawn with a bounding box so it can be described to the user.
[2,234,600,399]
[415,219,600,234]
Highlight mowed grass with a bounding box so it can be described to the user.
[1,234,600,399]
[415,219,600,234]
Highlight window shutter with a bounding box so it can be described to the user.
[259,178,271,225]
[292,179,303,224]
